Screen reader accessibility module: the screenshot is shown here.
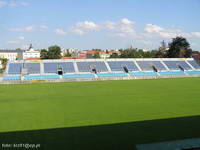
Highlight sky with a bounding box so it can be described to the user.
[0,0,200,50]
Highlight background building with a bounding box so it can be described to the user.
[23,44,40,60]
[0,49,23,61]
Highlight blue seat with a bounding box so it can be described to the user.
[44,62,75,73]
[24,63,40,74]
[77,61,108,72]
[63,73,95,78]
[185,70,200,75]
[8,63,22,74]
[107,61,139,72]
[130,72,157,76]
[3,76,21,80]
[136,61,166,71]
[187,60,200,69]
[97,72,128,77]
[163,61,192,70]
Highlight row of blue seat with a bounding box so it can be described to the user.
[3,70,200,80]
[8,60,200,74]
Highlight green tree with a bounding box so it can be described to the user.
[0,58,8,72]
[16,48,22,51]
[110,53,119,58]
[167,36,192,58]
[156,40,168,58]
[40,49,49,59]
[93,53,100,58]
[48,45,61,59]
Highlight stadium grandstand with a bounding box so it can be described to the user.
[1,58,200,83]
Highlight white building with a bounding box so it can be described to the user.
[23,44,40,60]
[0,61,2,69]
[61,48,78,57]
[0,50,23,61]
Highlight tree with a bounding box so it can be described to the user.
[167,36,192,58]
[143,50,157,58]
[0,58,8,71]
[16,48,22,51]
[110,53,119,58]
[48,45,61,59]
[40,49,48,59]
[156,40,168,58]
[93,53,100,58]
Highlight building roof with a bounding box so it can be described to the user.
[25,57,41,60]
[85,50,120,55]
[0,49,25,53]
[62,56,86,59]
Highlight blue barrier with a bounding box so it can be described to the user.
[130,72,158,76]
[159,71,185,76]
[97,72,128,77]
[63,73,95,78]
[185,70,200,75]
[24,75,60,80]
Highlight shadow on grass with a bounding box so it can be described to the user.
[0,115,200,150]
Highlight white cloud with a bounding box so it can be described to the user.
[103,21,116,30]
[21,44,29,49]
[0,0,29,7]
[61,18,136,36]
[137,40,152,45]
[20,2,29,6]
[9,28,22,32]
[104,18,135,33]
[71,21,99,35]
[39,25,48,30]
[72,29,84,35]
[18,36,24,40]
[114,33,127,38]
[119,25,135,33]
[7,35,25,45]
[102,18,135,38]
[76,21,99,30]
[145,24,163,33]
[24,26,34,31]
[0,1,7,7]
[7,40,20,44]
[54,18,200,41]
[9,1,18,7]
[144,24,184,38]
[144,24,200,39]
[120,18,134,25]
[10,26,34,32]
[191,32,200,38]
[10,25,48,32]
[55,29,67,35]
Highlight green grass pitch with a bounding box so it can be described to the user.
[0,78,200,150]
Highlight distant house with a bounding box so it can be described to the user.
[192,51,200,63]
[23,44,40,60]
[61,48,79,57]
[79,50,120,59]
[0,49,23,61]
[0,44,41,61]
